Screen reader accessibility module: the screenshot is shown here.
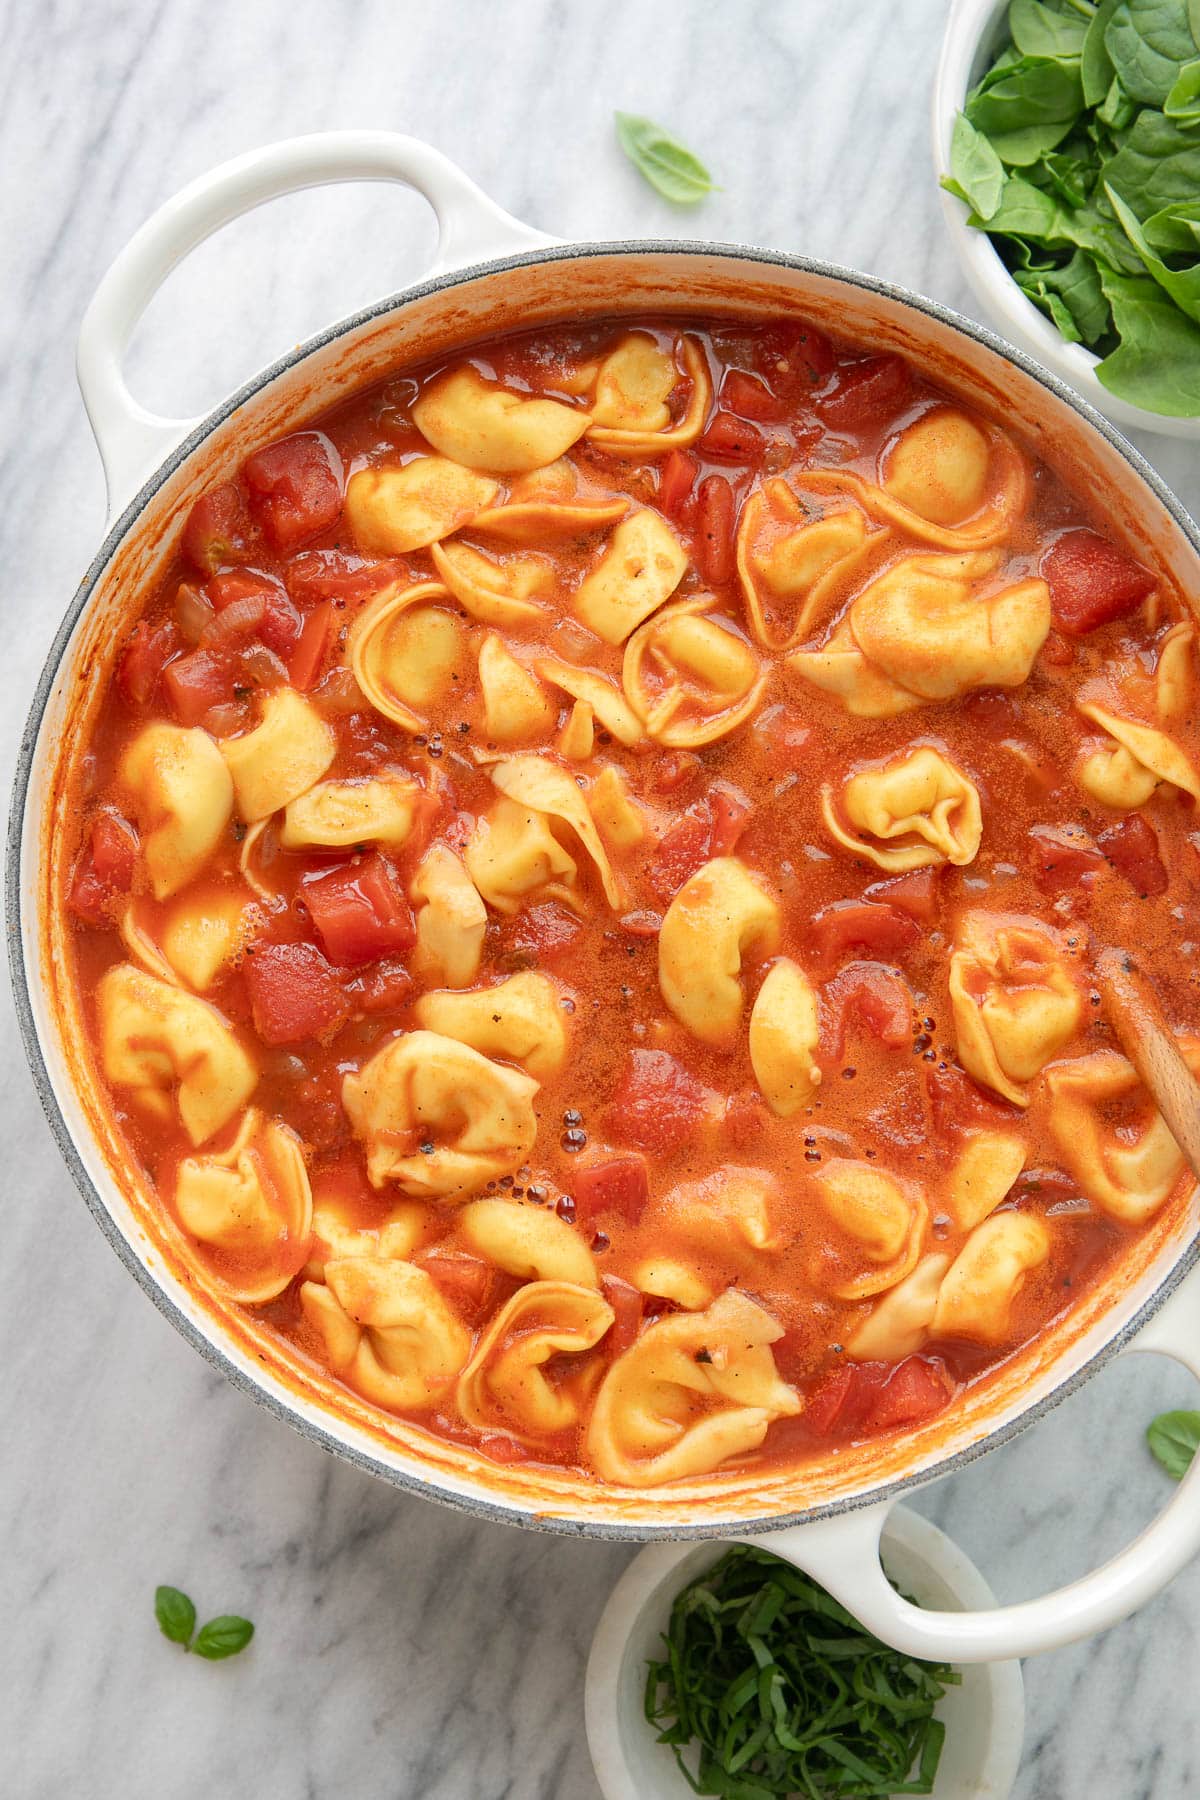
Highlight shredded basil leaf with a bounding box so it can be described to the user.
[644,1545,959,1798]
[614,113,716,204]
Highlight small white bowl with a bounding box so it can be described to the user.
[932,0,1200,439]
[585,1506,1024,1800]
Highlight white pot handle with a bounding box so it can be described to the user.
[76,130,556,517]
[746,1262,1200,1662]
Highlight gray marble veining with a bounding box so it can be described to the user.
[4,1,1200,1795]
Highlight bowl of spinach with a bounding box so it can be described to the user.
[934,0,1200,434]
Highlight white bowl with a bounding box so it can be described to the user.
[585,1506,1025,1800]
[932,0,1200,439]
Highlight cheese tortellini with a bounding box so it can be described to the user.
[120,723,233,899]
[412,365,590,471]
[632,1168,782,1309]
[585,1290,800,1487]
[789,550,1050,717]
[431,541,552,629]
[1043,1047,1200,1223]
[457,1281,614,1439]
[659,857,781,1048]
[736,481,883,650]
[477,633,557,743]
[847,1254,951,1362]
[949,913,1083,1107]
[280,772,421,850]
[623,597,766,748]
[585,332,712,457]
[822,746,982,871]
[348,580,471,735]
[409,845,487,989]
[748,959,822,1117]
[458,1198,597,1287]
[573,510,687,645]
[344,457,499,554]
[932,1213,1049,1345]
[810,1160,926,1300]
[97,964,257,1146]
[414,971,569,1079]
[343,1031,539,1197]
[220,688,336,822]
[1076,703,1200,809]
[174,1109,312,1303]
[483,757,625,911]
[300,1257,470,1411]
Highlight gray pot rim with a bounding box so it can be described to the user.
[9,234,1200,1541]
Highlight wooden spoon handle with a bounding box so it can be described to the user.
[1096,947,1200,1185]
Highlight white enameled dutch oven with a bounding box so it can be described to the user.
[12,131,1200,1665]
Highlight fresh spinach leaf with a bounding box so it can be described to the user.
[192,1615,256,1661]
[1037,146,1094,202]
[1165,54,1200,117]
[949,113,1008,218]
[965,55,1085,163]
[1012,0,1091,59]
[155,1586,196,1648]
[1083,0,1124,103]
[1147,1408,1200,1477]
[1103,109,1200,214]
[613,113,715,204]
[1097,71,1138,124]
[1015,246,1114,338]
[1142,196,1200,248]
[1104,0,1198,105]
[1108,182,1200,320]
[1095,266,1200,410]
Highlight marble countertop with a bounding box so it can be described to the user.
[5,1,1200,1794]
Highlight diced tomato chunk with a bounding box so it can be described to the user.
[816,355,912,433]
[68,862,110,928]
[1098,814,1168,898]
[697,411,761,463]
[242,431,343,552]
[243,941,350,1045]
[162,648,238,726]
[753,703,812,760]
[755,322,837,388]
[825,961,914,1058]
[692,474,736,585]
[499,903,582,967]
[207,569,301,657]
[805,1366,859,1436]
[1029,823,1104,896]
[418,1251,494,1318]
[1040,628,1074,667]
[811,900,919,967]
[864,1357,955,1432]
[90,811,139,887]
[117,619,182,710]
[601,1274,644,1354]
[709,783,751,856]
[1042,529,1156,635]
[657,449,698,518]
[288,602,334,690]
[721,368,788,422]
[354,957,415,1014]
[573,1156,649,1224]
[725,1088,773,1151]
[612,1049,712,1155]
[863,868,939,923]
[478,1433,533,1464]
[303,853,416,967]
[284,551,406,605]
[182,482,253,573]
[926,1062,1019,1136]
[647,807,712,904]
[650,750,702,794]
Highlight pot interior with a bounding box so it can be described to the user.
[15,246,1200,1535]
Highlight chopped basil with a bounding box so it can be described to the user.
[944,0,1200,414]
[644,1545,959,1798]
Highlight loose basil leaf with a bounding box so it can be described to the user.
[155,1585,197,1648]
[1142,197,1200,250]
[965,54,1086,164]
[1165,54,1200,117]
[613,113,715,205]
[949,113,1008,218]
[1104,0,1198,105]
[1147,1408,1200,1478]
[1083,0,1123,103]
[1012,0,1091,60]
[1104,110,1200,216]
[192,1615,255,1661]
[1095,267,1200,412]
[1107,183,1200,322]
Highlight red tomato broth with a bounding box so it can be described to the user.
[60,314,1200,1487]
